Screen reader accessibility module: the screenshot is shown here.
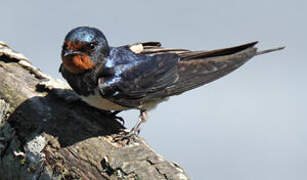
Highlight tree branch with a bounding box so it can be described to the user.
[0,42,189,180]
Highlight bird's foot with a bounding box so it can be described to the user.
[112,128,140,144]
[112,110,147,144]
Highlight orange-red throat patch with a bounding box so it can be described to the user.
[62,54,95,74]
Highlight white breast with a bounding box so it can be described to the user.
[80,90,129,111]
[80,90,170,111]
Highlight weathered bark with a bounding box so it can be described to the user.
[0,42,189,180]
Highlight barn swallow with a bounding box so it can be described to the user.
[60,26,284,137]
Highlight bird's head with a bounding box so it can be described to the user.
[61,26,109,74]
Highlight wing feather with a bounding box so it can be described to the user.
[97,46,179,102]
[126,41,259,96]
[100,41,282,108]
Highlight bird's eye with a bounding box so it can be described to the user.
[89,43,96,50]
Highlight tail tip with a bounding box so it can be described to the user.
[256,46,285,55]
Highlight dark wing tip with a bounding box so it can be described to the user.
[225,41,258,52]
[247,41,258,46]
[179,41,258,60]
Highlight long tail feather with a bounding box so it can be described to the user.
[256,46,285,55]
[163,42,284,96]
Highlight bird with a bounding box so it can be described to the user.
[59,26,284,137]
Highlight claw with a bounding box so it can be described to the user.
[113,129,138,144]
[112,110,148,144]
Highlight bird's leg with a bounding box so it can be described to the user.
[129,110,148,135]
[113,110,148,143]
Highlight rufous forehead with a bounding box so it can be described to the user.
[65,41,87,51]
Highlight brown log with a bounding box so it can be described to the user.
[0,42,189,180]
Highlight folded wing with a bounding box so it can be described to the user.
[102,41,282,107]
[129,41,258,97]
